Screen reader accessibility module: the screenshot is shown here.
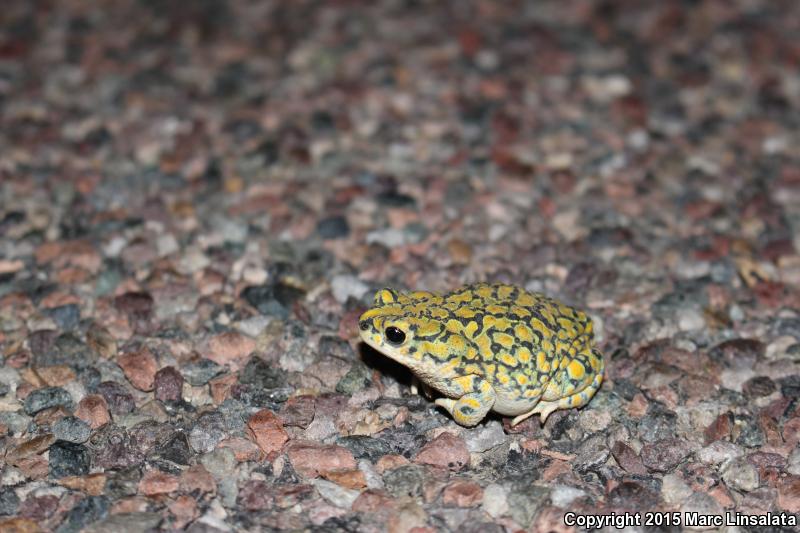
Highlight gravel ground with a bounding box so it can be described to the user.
[1,1,800,531]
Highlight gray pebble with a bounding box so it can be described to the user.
[722,457,760,492]
[465,421,507,453]
[24,386,74,415]
[383,464,425,499]
[53,416,92,443]
[49,441,91,479]
[56,496,109,533]
[0,487,20,516]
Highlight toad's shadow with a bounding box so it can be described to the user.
[356,341,506,425]
[357,341,414,390]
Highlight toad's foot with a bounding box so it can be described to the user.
[434,375,496,427]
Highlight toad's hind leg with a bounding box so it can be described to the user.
[435,375,496,427]
[511,348,604,426]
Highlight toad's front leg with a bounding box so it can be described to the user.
[434,375,496,427]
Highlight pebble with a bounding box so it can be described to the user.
[722,457,760,492]
[607,480,660,512]
[233,315,271,338]
[788,447,800,475]
[104,468,141,500]
[733,416,765,448]
[75,395,111,429]
[696,440,743,465]
[86,324,117,360]
[549,485,586,508]
[383,464,425,499]
[704,412,732,443]
[246,409,288,455]
[777,375,800,398]
[219,437,261,462]
[82,512,161,533]
[36,365,76,388]
[206,331,256,367]
[325,467,367,490]
[575,434,610,468]
[214,216,249,243]
[150,432,192,466]
[611,441,646,475]
[661,473,693,505]
[238,356,287,390]
[0,488,20,516]
[240,282,304,319]
[238,480,272,511]
[117,347,158,391]
[464,421,506,453]
[766,336,797,360]
[90,425,143,471]
[777,475,800,512]
[217,399,247,433]
[178,247,210,274]
[506,484,550,528]
[577,408,612,433]
[53,416,92,443]
[138,470,179,496]
[41,333,95,368]
[742,376,776,398]
[0,412,30,437]
[6,434,55,465]
[335,362,372,395]
[179,464,217,495]
[21,494,60,520]
[156,233,179,256]
[23,387,74,415]
[76,367,101,392]
[46,303,81,330]
[59,474,106,496]
[681,492,724,530]
[49,441,91,479]
[441,479,483,507]
[312,478,360,509]
[95,382,135,415]
[330,275,369,304]
[154,366,183,402]
[182,359,224,386]
[640,438,692,473]
[336,435,393,461]
[287,440,357,478]
[114,291,154,319]
[414,432,469,471]
[57,496,109,533]
[188,410,228,454]
[637,408,678,443]
[198,448,237,505]
[316,216,350,239]
[678,308,706,331]
[366,228,406,247]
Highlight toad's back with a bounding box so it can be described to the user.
[428,284,594,392]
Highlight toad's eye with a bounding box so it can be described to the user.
[384,326,406,345]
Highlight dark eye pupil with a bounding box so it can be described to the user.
[385,326,406,345]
